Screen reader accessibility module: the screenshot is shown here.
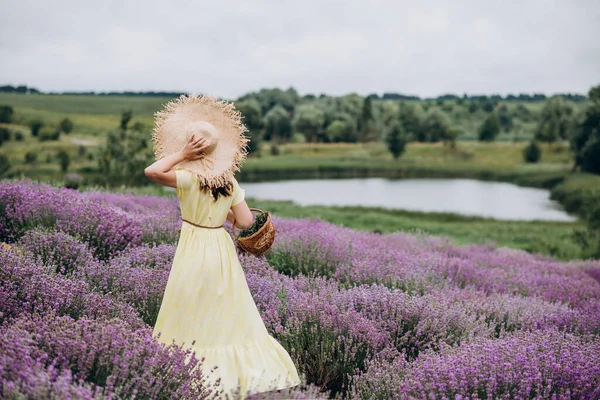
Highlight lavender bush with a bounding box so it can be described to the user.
[1,179,599,399]
[352,329,600,399]
[19,229,96,276]
[1,313,219,399]
[0,247,144,328]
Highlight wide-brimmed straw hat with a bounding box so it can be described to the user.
[151,94,249,189]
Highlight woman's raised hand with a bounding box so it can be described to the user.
[181,134,210,161]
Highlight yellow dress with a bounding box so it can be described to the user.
[153,169,300,397]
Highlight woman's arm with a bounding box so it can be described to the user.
[229,200,253,229]
[227,208,252,229]
[144,135,209,187]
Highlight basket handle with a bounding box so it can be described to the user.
[231,208,266,237]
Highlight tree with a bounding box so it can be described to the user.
[523,141,541,163]
[264,105,292,142]
[420,108,452,142]
[59,118,74,134]
[478,113,501,142]
[571,85,600,173]
[120,109,133,130]
[240,88,298,114]
[581,137,600,174]
[98,128,153,186]
[25,151,37,164]
[482,100,495,113]
[535,96,575,145]
[0,153,10,176]
[386,121,408,159]
[292,104,325,142]
[326,119,358,143]
[57,150,70,172]
[445,126,461,149]
[29,119,44,137]
[0,128,10,146]
[358,96,378,142]
[379,101,399,127]
[468,102,478,114]
[328,112,358,142]
[397,102,423,141]
[0,105,13,123]
[38,126,60,141]
[131,122,147,132]
[498,106,513,132]
[236,98,263,132]
[236,98,263,155]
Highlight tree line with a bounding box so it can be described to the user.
[0,85,185,97]
[232,85,597,166]
[0,84,598,180]
[0,84,587,102]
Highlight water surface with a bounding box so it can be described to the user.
[240,178,576,222]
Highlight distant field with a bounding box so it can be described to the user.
[0,93,168,136]
[0,93,173,115]
[0,93,581,189]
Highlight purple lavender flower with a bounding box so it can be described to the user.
[1,313,219,399]
[353,329,600,400]
[0,247,144,328]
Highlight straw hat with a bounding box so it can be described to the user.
[151,94,249,189]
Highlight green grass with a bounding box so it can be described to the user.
[239,141,573,189]
[245,199,585,260]
[550,172,600,218]
[0,93,174,116]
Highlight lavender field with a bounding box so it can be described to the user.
[1,179,600,399]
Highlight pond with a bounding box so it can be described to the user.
[240,178,577,222]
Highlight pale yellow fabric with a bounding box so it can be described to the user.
[153,169,301,397]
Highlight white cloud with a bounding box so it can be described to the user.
[0,0,598,98]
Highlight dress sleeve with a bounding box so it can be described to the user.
[231,178,245,206]
[175,169,194,198]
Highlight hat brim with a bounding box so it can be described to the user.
[152,94,249,189]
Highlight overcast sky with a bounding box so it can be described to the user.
[1,0,599,99]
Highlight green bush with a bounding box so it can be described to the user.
[14,132,24,141]
[59,118,74,134]
[56,150,70,172]
[581,137,600,175]
[0,105,14,123]
[291,132,306,143]
[24,152,37,164]
[523,140,542,163]
[386,121,407,159]
[0,153,10,176]
[478,113,500,142]
[270,143,281,156]
[38,126,60,141]
[550,173,600,218]
[0,127,10,142]
[29,119,44,137]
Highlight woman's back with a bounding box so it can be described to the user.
[175,169,244,227]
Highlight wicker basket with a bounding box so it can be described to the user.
[232,208,275,257]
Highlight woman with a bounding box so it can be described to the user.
[145,95,300,398]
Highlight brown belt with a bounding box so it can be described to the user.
[181,219,224,229]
